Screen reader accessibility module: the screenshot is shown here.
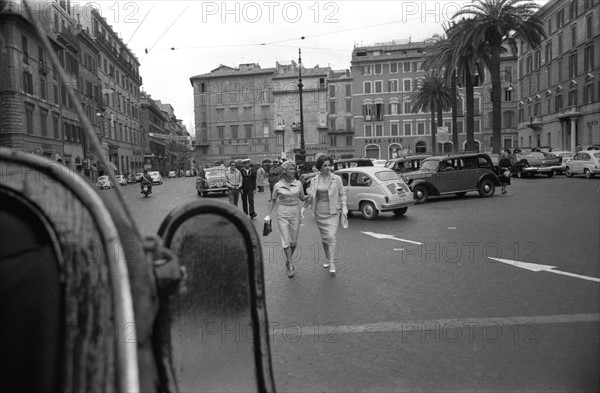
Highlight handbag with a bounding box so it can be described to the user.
[340,213,348,229]
[262,220,272,236]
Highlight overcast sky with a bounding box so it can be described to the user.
[87,0,548,137]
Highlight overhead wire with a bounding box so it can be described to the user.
[140,4,189,61]
[125,5,153,46]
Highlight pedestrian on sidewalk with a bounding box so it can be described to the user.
[268,160,283,201]
[256,164,266,192]
[303,154,347,276]
[240,159,257,219]
[265,160,309,278]
[498,150,512,194]
[225,161,242,206]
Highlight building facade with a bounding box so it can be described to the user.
[326,69,355,159]
[350,39,487,159]
[516,0,600,151]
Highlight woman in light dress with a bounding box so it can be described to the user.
[265,161,308,278]
[303,155,347,276]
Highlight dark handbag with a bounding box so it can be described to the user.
[262,220,272,236]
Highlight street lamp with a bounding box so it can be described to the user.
[298,48,306,164]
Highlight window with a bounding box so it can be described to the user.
[569,53,577,78]
[346,118,352,132]
[363,81,372,94]
[403,122,412,136]
[329,85,336,97]
[374,81,382,93]
[25,104,34,134]
[350,173,372,187]
[571,24,577,47]
[505,88,512,101]
[587,13,593,39]
[556,9,564,28]
[363,65,372,75]
[363,104,373,117]
[374,103,384,120]
[389,102,399,115]
[276,133,283,145]
[569,1,578,19]
[584,84,594,104]
[584,45,594,71]
[53,113,59,138]
[558,33,563,54]
[345,84,351,96]
[388,79,398,92]
[390,122,399,136]
[329,118,336,131]
[245,125,252,138]
[404,62,411,72]
[263,124,269,137]
[390,62,398,73]
[568,89,578,106]
[403,79,412,92]
[417,122,425,135]
[218,126,224,139]
[330,136,337,147]
[374,64,382,74]
[23,71,33,94]
[457,121,464,134]
[22,35,29,64]
[329,101,336,114]
[364,124,372,137]
[231,125,238,139]
[404,101,412,113]
[319,131,327,144]
[345,99,352,113]
[346,135,353,146]
[545,42,552,63]
[555,94,563,111]
[375,123,383,136]
[40,110,48,136]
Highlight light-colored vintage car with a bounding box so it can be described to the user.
[196,167,228,197]
[335,166,415,220]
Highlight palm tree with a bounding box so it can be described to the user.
[453,0,545,154]
[448,19,488,152]
[411,71,453,154]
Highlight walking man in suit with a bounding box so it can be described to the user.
[240,159,257,219]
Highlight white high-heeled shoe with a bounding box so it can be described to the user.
[329,262,336,276]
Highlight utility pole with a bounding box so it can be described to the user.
[298,48,306,165]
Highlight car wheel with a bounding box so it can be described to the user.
[360,201,379,220]
[478,179,495,198]
[584,169,593,179]
[393,207,408,216]
[201,191,208,197]
[547,171,554,178]
[565,167,573,177]
[413,185,429,204]
[455,192,467,198]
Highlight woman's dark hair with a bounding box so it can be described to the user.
[315,154,332,170]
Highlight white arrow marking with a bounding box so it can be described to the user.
[489,257,600,283]
[361,231,422,245]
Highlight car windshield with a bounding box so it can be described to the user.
[206,169,226,177]
[375,171,402,182]
[421,160,440,171]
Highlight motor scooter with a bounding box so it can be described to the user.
[141,184,151,197]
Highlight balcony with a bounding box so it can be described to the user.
[275,124,285,131]
[291,122,301,131]
[527,117,543,130]
[557,106,581,119]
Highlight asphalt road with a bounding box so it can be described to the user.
[99,174,599,392]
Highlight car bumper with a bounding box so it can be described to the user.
[521,166,554,173]
[380,200,416,211]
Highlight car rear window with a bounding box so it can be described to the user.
[375,171,401,182]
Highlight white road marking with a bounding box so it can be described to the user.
[448,227,457,229]
[393,248,404,251]
[361,231,422,245]
[489,257,600,283]
[269,313,600,337]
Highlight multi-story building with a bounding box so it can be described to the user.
[140,92,167,173]
[190,63,277,166]
[326,69,355,159]
[0,1,84,170]
[351,39,486,159]
[83,7,144,174]
[516,0,599,151]
[272,61,329,163]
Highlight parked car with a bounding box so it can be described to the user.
[403,153,500,204]
[565,150,600,178]
[96,175,113,190]
[168,171,177,178]
[332,157,374,171]
[115,174,128,186]
[550,151,575,174]
[336,167,415,220]
[371,159,387,167]
[196,167,228,197]
[148,171,162,185]
[511,151,561,177]
[125,173,137,184]
[385,155,432,176]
